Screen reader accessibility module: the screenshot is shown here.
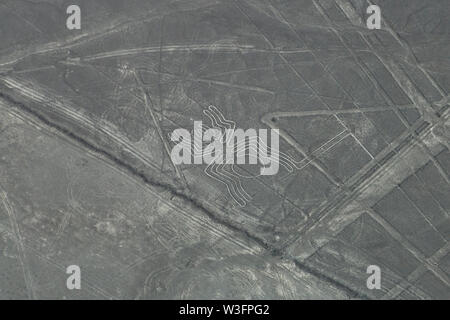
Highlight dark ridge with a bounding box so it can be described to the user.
[293,260,371,300]
[0,89,370,299]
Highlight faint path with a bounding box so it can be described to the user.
[0,188,36,299]
[133,70,188,186]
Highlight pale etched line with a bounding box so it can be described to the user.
[309,130,348,156]
[199,107,248,203]
[186,76,275,95]
[363,0,447,98]
[263,104,417,119]
[192,106,309,208]
[0,223,115,299]
[314,232,424,298]
[126,69,276,95]
[347,46,450,184]
[0,86,262,258]
[383,242,450,299]
[202,106,309,216]
[0,88,259,255]
[334,0,438,122]
[120,250,166,274]
[123,66,422,108]
[388,266,430,300]
[412,174,450,220]
[6,72,206,196]
[253,130,350,178]
[0,0,219,67]
[48,209,73,255]
[301,0,427,153]
[0,100,363,299]
[337,43,450,184]
[230,164,309,220]
[189,108,250,205]
[142,265,173,298]
[310,0,444,186]
[0,3,44,35]
[409,136,450,185]
[302,0,402,161]
[261,114,342,186]
[232,0,358,187]
[206,106,297,170]
[204,162,247,207]
[397,186,448,243]
[0,0,364,70]
[266,0,377,161]
[0,190,36,299]
[295,133,351,172]
[218,164,252,202]
[75,45,311,62]
[208,105,235,129]
[202,108,251,206]
[1,76,167,178]
[10,65,56,75]
[213,164,251,204]
[172,128,251,206]
[222,165,253,202]
[133,70,187,186]
[205,106,308,173]
[367,208,450,287]
[284,119,445,259]
[320,0,449,185]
